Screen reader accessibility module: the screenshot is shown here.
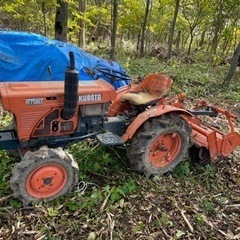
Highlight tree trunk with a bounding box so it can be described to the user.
[55,0,68,42]
[139,0,151,58]
[41,1,47,36]
[78,0,87,48]
[223,41,240,85]
[187,31,194,55]
[211,21,220,55]
[136,29,141,53]
[199,30,205,48]
[211,3,223,56]
[110,0,118,60]
[175,30,181,53]
[167,0,180,60]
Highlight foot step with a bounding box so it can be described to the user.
[96,132,124,145]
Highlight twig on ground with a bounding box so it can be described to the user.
[107,212,115,240]
[174,200,194,233]
[100,193,111,213]
[224,204,240,208]
[202,215,228,238]
[0,194,14,203]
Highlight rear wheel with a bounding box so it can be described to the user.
[10,146,79,206]
[127,114,191,176]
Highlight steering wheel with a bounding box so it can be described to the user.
[96,67,131,81]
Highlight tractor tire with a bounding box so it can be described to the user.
[127,114,191,176]
[10,146,79,206]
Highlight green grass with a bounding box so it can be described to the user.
[120,57,240,101]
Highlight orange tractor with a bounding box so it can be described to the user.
[0,52,239,205]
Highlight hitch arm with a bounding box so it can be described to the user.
[191,99,238,132]
[188,106,218,117]
[209,105,237,132]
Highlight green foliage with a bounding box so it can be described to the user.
[0,113,12,129]
[156,212,173,227]
[203,200,216,214]
[1,0,240,60]
[8,199,22,208]
[218,84,240,101]
[69,140,126,176]
[65,186,104,212]
[65,179,137,213]
[119,0,145,35]
[202,164,215,178]
[173,161,191,178]
[195,213,205,224]
[109,179,137,202]
[132,221,145,234]
[194,164,221,192]
[0,151,14,195]
[47,207,59,217]
[196,164,215,182]
[1,0,56,34]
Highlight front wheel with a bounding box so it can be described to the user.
[10,146,79,206]
[127,114,191,176]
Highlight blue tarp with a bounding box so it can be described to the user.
[0,31,130,89]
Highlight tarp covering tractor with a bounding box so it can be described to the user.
[0,31,130,89]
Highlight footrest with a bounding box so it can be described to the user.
[96,132,124,145]
[0,129,20,150]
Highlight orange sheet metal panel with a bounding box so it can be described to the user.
[0,79,116,111]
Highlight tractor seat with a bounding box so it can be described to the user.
[121,90,158,105]
[121,73,173,106]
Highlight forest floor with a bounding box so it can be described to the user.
[0,60,239,240]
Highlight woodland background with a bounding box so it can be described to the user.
[1,0,240,64]
[1,0,240,83]
[0,0,240,239]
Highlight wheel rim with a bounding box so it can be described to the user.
[149,132,181,168]
[26,163,67,198]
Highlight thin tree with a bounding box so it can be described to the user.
[78,0,87,48]
[210,0,236,56]
[139,0,151,58]
[167,0,180,60]
[37,0,48,36]
[223,41,240,85]
[55,0,68,42]
[211,2,223,55]
[110,0,118,60]
[181,0,207,55]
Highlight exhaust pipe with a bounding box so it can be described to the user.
[61,52,79,120]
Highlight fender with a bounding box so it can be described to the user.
[122,105,193,142]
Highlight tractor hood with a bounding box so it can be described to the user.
[0,79,116,112]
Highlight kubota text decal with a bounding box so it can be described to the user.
[79,94,102,102]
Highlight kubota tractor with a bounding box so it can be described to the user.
[0,52,239,205]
